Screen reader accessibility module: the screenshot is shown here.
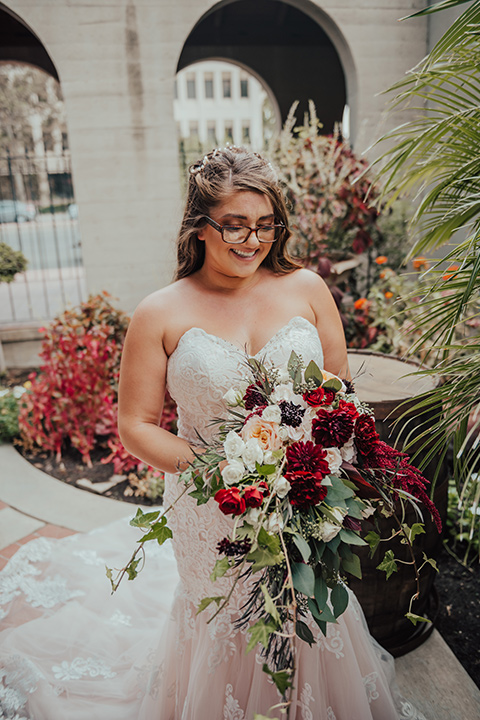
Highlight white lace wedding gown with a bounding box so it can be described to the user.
[0,317,425,720]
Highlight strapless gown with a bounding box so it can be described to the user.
[0,317,426,720]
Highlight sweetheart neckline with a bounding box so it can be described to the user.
[168,316,317,361]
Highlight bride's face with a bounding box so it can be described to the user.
[197,190,274,280]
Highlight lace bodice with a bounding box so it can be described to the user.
[166,316,323,444]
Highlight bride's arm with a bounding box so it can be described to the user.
[117,296,195,474]
[300,270,351,380]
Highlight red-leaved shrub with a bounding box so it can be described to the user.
[18,292,177,472]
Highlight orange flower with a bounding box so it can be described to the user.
[375,256,388,265]
[379,271,386,279]
[384,291,393,299]
[413,256,429,271]
[354,297,368,310]
[442,264,459,281]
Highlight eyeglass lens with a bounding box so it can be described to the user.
[223,226,278,244]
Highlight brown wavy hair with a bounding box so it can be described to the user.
[174,146,301,280]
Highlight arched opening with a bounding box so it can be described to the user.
[178,0,354,138]
[0,4,84,325]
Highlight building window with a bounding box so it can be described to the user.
[242,122,250,143]
[222,73,232,98]
[224,122,234,143]
[189,121,199,138]
[204,73,214,99]
[207,121,217,146]
[240,76,249,98]
[186,73,196,99]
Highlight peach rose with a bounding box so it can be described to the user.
[241,415,282,452]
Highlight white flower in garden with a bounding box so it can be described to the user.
[340,436,356,464]
[324,447,342,475]
[221,459,245,486]
[262,404,282,424]
[223,430,245,459]
[242,438,264,472]
[319,520,342,543]
[273,475,291,499]
[267,512,284,534]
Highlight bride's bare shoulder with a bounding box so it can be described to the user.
[126,279,192,342]
[278,267,331,296]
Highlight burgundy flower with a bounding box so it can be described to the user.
[279,401,305,427]
[243,485,266,509]
[343,516,362,532]
[311,401,357,448]
[284,470,327,510]
[343,379,355,394]
[243,384,266,410]
[286,441,330,475]
[355,414,380,455]
[214,488,246,516]
[217,537,252,556]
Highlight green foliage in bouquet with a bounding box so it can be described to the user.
[0,241,27,283]
[109,352,440,719]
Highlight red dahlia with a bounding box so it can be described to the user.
[286,441,330,475]
[284,470,327,510]
[355,414,380,455]
[243,384,266,410]
[312,401,357,448]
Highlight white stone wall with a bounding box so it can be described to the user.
[3,0,431,313]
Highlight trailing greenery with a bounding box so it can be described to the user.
[373,0,480,563]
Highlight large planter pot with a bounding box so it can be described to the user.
[346,350,448,657]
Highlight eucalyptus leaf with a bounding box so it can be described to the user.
[296,620,315,646]
[331,583,349,618]
[292,562,315,597]
[293,533,312,562]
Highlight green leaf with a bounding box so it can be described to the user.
[255,463,277,476]
[322,377,342,392]
[139,516,173,545]
[422,553,439,572]
[304,359,323,386]
[331,583,349,618]
[261,584,281,626]
[105,565,115,592]
[129,507,160,528]
[296,619,315,646]
[262,664,293,695]
[339,529,367,546]
[293,533,311,562]
[247,528,284,572]
[341,552,362,579]
[377,550,398,580]
[403,523,426,544]
[292,562,315,597]
[287,350,301,377]
[314,575,328,610]
[325,477,355,507]
[406,612,432,627]
[365,531,381,555]
[210,556,232,582]
[308,596,337,624]
[126,558,141,580]
[246,618,278,652]
[197,596,225,615]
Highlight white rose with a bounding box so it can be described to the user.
[246,507,262,526]
[340,436,357,464]
[263,450,275,465]
[262,404,282,424]
[221,459,245,486]
[330,506,347,524]
[273,475,291,499]
[279,426,289,441]
[324,447,342,475]
[242,438,264,472]
[223,388,242,406]
[286,424,306,442]
[267,512,284,534]
[223,430,245,459]
[271,384,305,407]
[319,520,342,543]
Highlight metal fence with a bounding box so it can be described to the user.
[0,150,86,323]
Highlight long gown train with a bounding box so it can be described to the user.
[0,317,427,719]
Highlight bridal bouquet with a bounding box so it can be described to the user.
[109,352,440,717]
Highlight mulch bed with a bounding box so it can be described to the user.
[4,367,480,688]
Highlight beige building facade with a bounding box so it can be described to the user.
[0,0,459,314]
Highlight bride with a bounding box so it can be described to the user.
[0,147,425,719]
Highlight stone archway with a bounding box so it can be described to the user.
[0,3,59,79]
[178,0,357,140]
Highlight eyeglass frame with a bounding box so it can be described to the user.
[203,215,286,244]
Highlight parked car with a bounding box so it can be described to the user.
[0,199,37,223]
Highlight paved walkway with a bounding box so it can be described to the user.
[1,443,479,719]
